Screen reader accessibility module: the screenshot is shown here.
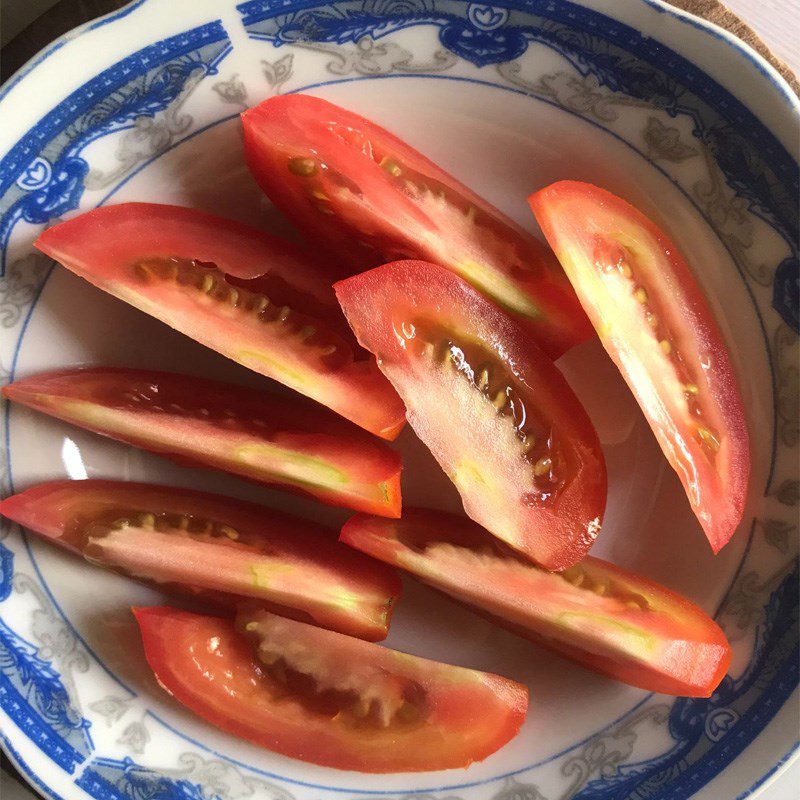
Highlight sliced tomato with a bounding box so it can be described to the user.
[334,260,606,570]
[35,203,406,440]
[242,95,592,358]
[529,182,750,551]
[341,509,731,696]
[1,480,400,640]
[4,368,401,517]
[134,605,528,771]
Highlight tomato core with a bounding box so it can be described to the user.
[397,318,566,505]
[133,256,350,369]
[242,617,426,729]
[590,237,722,464]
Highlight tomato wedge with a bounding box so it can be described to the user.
[242,95,592,358]
[529,182,750,552]
[4,368,401,517]
[335,260,606,570]
[1,480,401,640]
[134,605,528,771]
[35,203,405,440]
[341,509,731,696]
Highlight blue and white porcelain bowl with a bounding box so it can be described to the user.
[0,1,797,798]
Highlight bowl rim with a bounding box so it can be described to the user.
[1,0,799,124]
[0,0,797,798]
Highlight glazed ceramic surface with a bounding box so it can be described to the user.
[0,1,797,799]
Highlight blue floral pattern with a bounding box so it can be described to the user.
[0,21,231,273]
[77,758,211,800]
[774,257,800,333]
[0,545,13,602]
[0,618,92,772]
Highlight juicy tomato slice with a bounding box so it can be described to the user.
[529,182,750,552]
[134,605,528,771]
[5,367,401,517]
[1,480,401,641]
[35,203,406,440]
[341,509,731,696]
[242,95,593,358]
[335,260,607,570]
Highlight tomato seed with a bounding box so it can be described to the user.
[298,325,316,341]
[492,390,507,410]
[287,157,317,177]
[533,456,552,477]
[521,436,536,454]
[697,426,721,452]
[251,296,270,314]
[379,156,402,177]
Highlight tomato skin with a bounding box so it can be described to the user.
[4,367,401,517]
[134,606,528,772]
[1,480,401,641]
[242,95,593,358]
[35,203,406,440]
[335,260,606,570]
[529,182,750,552]
[39,202,335,309]
[341,509,731,697]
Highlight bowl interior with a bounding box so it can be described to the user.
[6,74,775,792]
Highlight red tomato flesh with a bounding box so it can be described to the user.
[530,182,750,552]
[335,260,607,570]
[5,368,401,517]
[134,605,528,771]
[242,95,593,358]
[341,509,731,696]
[35,203,406,440]
[1,480,400,641]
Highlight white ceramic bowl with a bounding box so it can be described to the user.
[0,2,797,798]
